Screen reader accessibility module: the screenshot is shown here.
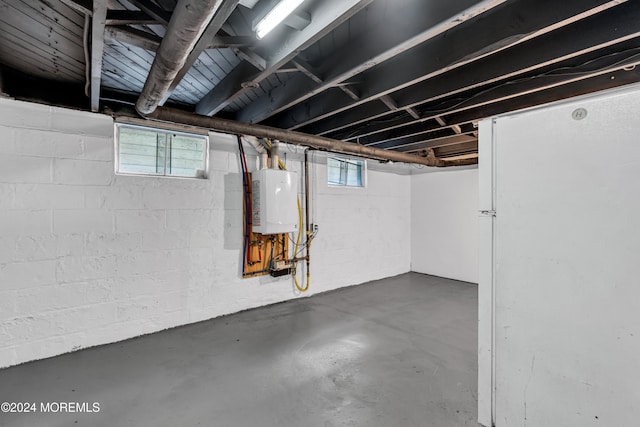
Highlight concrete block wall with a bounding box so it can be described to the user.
[411,168,479,283]
[0,98,411,368]
[309,152,411,290]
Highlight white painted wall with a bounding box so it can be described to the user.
[411,168,479,283]
[0,98,411,368]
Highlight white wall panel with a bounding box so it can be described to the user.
[411,169,479,283]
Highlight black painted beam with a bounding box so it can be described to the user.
[105,26,162,51]
[195,0,374,116]
[433,140,479,158]
[127,0,172,25]
[298,1,640,141]
[59,0,93,16]
[381,66,640,152]
[236,0,508,123]
[365,42,640,148]
[105,10,161,25]
[268,0,629,131]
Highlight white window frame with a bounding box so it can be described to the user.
[326,155,367,188]
[114,123,209,179]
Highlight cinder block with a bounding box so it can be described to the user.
[1,315,54,347]
[116,291,186,322]
[209,151,229,171]
[188,229,221,248]
[110,273,152,297]
[0,183,14,209]
[114,251,174,276]
[85,186,143,209]
[184,247,214,269]
[90,277,131,300]
[0,210,51,237]
[14,129,92,160]
[84,279,115,304]
[52,303,117,334]
[55,254,118,283]
[55,234,85,257]
[0,98,51,130]
[49,107,113,137]
[154,270,184,292]
[142,186,214,210]
[14,235,58,262]
[0,236,15,263]
[111,174,157,187]
[53,209,113,234]
[53,158,114,186]
[11,234,84,263]
[0,290,17,320]
[0,155,52,184]
[55,136,85,159]
[85,232,142,255]
[166,209,214,231]
[14,129,56,157]
[15,282,88,313]
[14,184,85,209]
[163,249,191,271]
[0,125,17,154]
[0,260,57,290]
[82,136,113,161]
[116,297,158,322]
[114,209,165,232]
[141,230,189,250]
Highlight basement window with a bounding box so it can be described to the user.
[327,156,365,187]
[115,123,208,178]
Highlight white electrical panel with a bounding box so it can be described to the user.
[251,169,298,234]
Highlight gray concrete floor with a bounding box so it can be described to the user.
[0,273,478,427]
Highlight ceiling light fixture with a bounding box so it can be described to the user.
[255,0,305,39]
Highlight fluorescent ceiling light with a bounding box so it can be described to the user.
[255,0,305,39]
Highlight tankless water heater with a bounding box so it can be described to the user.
[251,169,298,234]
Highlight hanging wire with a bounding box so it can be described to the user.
[237,135,252,275]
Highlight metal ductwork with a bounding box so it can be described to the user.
[145,107,477,167]
[135,0,225,116]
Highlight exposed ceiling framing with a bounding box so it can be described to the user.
[0,0,639,165]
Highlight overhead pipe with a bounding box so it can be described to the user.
[135,0,225,115]
[147,106,476,167]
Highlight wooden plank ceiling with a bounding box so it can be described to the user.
[1,0,640,163]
